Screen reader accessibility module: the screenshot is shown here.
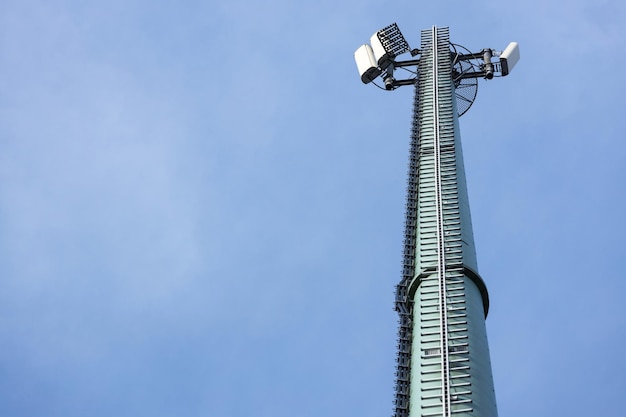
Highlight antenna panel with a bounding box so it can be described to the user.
[369,32,393,69]
[355,44,382,84]
[500,42,520,76]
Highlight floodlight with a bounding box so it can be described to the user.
[354,44,382,84]
[369,23,410,69]
[499,42,520,76]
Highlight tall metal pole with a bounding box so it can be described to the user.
[393,27,498,417]
[355,23,519,417]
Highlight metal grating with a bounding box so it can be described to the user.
[377,23,410,58]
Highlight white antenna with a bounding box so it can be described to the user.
[355,44,382,84]
[499,42,520,76]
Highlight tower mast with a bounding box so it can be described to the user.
[354,25,520,417]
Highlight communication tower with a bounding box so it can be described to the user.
[354,25,519,417]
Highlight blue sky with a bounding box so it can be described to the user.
[1,0,625,416]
